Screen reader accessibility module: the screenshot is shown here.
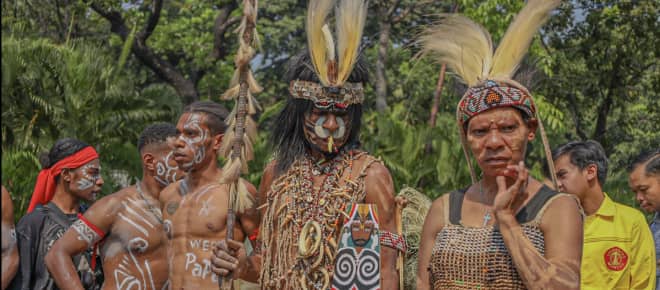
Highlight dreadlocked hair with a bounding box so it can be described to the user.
[183,101,230,135]
[137,123,178,153]
[271,50,368,175]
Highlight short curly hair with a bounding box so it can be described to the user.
[138,123,178,153]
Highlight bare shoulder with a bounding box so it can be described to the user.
[353,152,391,180]
[159,180,182,204]
[425,194,450,233]
[539,193,583,229]
[84,186,135,217]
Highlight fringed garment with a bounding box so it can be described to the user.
[429,186,566,290]
[260,150,380,289]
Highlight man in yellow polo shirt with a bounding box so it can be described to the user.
[552,140,655,290]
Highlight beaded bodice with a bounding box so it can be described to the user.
[429,186,561,290]
[430,223,545,289]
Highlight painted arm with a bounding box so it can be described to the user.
[364,162,399,290]
[1,186,19,290]
[45,194,117,290]
[415,195,447,290]
[494,163,582,290]
[629,214,656,289]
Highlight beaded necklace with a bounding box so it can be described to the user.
[261,150,365,289]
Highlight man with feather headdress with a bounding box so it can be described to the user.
[211,0,404,289]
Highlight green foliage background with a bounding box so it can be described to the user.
[2,0,658,223]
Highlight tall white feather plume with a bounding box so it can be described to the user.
[490,0,561,79]
[419,14,493,87]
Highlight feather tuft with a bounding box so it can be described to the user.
[306,0,335,86]
[221,85,241,100]
[490,0,561,79]
[219,127,235,158]
[220,157,242,184]
[335,0,367,85]
[245,117,257,142]
[232,180,255,213]
[247,70,263,93]
[419,14,493,87]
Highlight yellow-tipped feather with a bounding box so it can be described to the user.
[307,0,335,86]
[335,0,367,85]
[419,14,493,87]
[490,0,561,79]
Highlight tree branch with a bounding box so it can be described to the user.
[90,2,200,104]
[566,91,587,140]
[212,1,240,60]
[139,0,163,41]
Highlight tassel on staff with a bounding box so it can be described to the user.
[218,0,261,289]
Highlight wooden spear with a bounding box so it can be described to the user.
[219,0,260,289]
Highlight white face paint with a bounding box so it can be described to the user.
[177,114,209,171]
[313,115,347,139]
[154,151,181,187]
[314,116,330,138]
[76,163,101,191]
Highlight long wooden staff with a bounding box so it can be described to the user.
[218,0,261,288]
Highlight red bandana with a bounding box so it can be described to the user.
[27,146,99,213]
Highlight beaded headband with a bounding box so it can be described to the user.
[457,79,536,128]
[289,80,365,107]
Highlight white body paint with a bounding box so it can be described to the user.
[100,194,168,290]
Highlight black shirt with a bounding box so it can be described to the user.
[9,202,103,290]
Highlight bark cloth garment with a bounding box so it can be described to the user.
[9,202,103,290]
[260,150,380,289]
[429,185,567,290]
